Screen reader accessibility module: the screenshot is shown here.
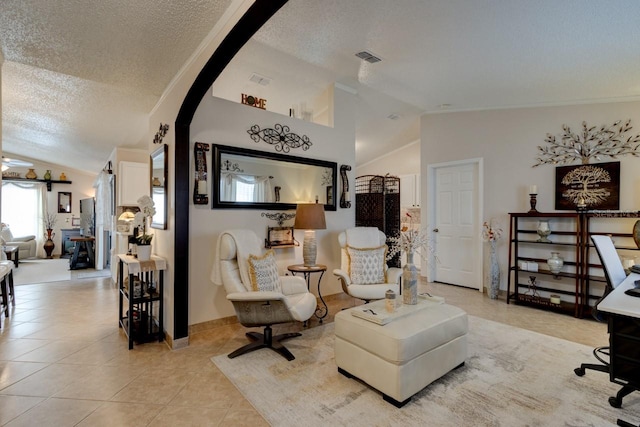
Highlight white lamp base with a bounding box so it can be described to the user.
[303,230,317,267]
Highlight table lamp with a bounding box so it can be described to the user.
[294,203,326,266]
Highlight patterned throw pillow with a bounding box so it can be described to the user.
[346,245,387,285]
[248,250,281,292]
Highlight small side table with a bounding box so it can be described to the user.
[287,264,328,323]
[2,245,18,268]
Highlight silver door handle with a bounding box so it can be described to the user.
[433,228,439,232]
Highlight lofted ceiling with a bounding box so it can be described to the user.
[2,0,640,172]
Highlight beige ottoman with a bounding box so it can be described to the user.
[334,299,468,407]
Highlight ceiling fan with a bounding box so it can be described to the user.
[2,156,33,169]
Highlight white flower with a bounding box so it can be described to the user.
[133,195,155,244]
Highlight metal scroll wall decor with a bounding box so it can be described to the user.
[153,123,170,144]
[533,119,640,167]
[340,164,352,209]
[193,142,209,205]
[247,124,312,152]
[261,212,296,226]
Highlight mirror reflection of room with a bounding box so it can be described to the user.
[58,191,72,213]
[219,152,334,205]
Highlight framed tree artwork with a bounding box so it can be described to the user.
[555,161,620,210]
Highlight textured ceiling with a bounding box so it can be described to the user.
[3,0,640,171]
[0,0,232,172]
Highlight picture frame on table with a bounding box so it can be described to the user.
[265,226,296,248]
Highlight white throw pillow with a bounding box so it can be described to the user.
[247,250,281,292]
[346,245,387,285]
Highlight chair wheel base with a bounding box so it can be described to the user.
[574,367,585,376]
[227,326,301,361]
[610,396,622,408]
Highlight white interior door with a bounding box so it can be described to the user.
[430,161,482,290]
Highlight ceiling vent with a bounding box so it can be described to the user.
[387,113,401,120]
[249,73,271,86]
[355,51,382,64]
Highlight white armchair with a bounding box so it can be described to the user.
[212,229,317,361]
[0,224,37,259]
[333,227,401,302]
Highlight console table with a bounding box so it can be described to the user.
[117,254,166,349]
[596,272,640,408]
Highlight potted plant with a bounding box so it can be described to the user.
[132,195,156,261]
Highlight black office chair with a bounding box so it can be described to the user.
[574,235,632,407]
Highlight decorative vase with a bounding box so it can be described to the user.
[44,228,55,258]
[402,250,419,305]
[547,251,564,275]
[59,172,67,181]
[25,168,37,179]
[633,220,640,249]
[136,244,152,261]
[489,240,500,299]
[537,220,551,243]
[43,170,52,180]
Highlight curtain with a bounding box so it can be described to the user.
[94,171,112,231]
[1,181,47,258]
[220,173,273,202]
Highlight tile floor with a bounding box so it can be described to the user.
[0,277,607,426]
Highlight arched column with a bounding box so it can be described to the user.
[172,0,289,341]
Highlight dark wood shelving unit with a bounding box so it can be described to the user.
[2,176,72,191]
[508,211,640,318]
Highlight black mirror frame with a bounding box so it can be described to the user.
[57,191,72,213]
[211,143,337,211]
[150,144,168,229]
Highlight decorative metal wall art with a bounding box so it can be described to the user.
[261,212,296,226]
[533,119,640,167]
[247,124,312,152]
[555,161,620,210]
[153,123,170,144]
[193,142,209,205]
[340,164,352,208]
[221,159,243,172]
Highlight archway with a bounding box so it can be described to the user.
[172,0,288,341]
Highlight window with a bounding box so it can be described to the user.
[1,183,40,236]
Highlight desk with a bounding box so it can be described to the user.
[69,237,95,270]
[597,272,640,408]
[287,264,328,323]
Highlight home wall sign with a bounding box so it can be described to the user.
[241,94,267,110]
[247,124,312,152]
[555,161,620,210]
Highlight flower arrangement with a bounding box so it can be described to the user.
[44,212,57,230]
[387,213,433,261]
[482,219,503,242]
[132,195,156,245]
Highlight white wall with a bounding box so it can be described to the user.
[421,101,640,293]
[189,86,355,325]
[356,140,420,177]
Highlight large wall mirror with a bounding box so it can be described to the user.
[212,144,337,211]
[58,192,72,213]
[150,144,168,229]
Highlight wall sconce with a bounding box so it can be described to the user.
[340,165,351,208]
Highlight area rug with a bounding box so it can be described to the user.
[13,258,71,285]
[74,269,111,279]
[211,316,640,426]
